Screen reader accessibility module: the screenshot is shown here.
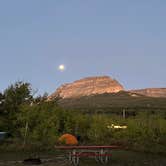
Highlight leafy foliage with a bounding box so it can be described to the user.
[0,82,33,133]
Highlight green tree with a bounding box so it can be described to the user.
[17,101,60,149]
[2,81,33,134]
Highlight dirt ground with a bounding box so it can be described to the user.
[0,150,166,166]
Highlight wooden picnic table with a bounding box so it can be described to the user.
[55,145,120,166]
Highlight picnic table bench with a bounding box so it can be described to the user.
[55,145,120,166]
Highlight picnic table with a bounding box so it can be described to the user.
[55,145,120,166]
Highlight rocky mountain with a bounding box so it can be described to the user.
[48,76,124,100]
[48,76,166,111]
[48,76,166,101]
[129,88,166,98]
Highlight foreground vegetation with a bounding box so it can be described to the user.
[0,82,166,156]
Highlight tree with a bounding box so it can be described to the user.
[17,101,60,149]
[3,81,33,113]
[1,81,33,134]
[0,92,5,115]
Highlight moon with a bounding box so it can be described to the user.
[58,64,65,71]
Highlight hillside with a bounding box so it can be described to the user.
[57,91,166,112]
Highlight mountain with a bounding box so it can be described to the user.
[129,88,166,98]
[48,76,166,111]
[48,76,166,100]
[48,76,124,100]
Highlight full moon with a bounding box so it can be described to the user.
[58,64,65,71]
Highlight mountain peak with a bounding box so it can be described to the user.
[48,76,124,100]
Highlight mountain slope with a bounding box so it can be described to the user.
[58,91,166,110]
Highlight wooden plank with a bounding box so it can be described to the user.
[71,152,112,157]
[55,145,120,150]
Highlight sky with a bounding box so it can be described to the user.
[0,0,166,95]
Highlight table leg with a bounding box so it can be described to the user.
[71,149,79,166]
[69,151,72,163]
[95,151,100,162]
[99,149,109,164]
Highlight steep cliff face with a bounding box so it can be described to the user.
[130,88,166,98]
[48,76,124,100]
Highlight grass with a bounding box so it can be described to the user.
[0,150,166,166]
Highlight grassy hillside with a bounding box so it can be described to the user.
[58,91,166,113]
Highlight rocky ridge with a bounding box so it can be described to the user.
[48,76,124,100]
[129,88,166,98]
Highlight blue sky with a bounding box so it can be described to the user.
[0,0,166,95]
